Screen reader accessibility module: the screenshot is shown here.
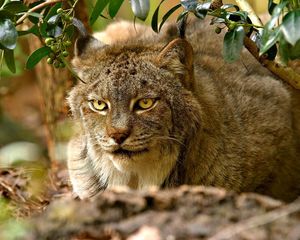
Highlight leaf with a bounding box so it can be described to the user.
[259,27,280,55]
[108,0,124,18]
[195,1,211,19]
[4,49,15,73]
[278,37,290,64]
[47,14,60,25]
[72,17,87,36]
[16,12,44,18]
[26,12,43,18]
[45,2,62,21]
[281,10,300,45]
[89,0,109,25]
[39,22,48,38]
[159,4,181,31]
[3,1,28,14]
[288,39,300,60]
[65,25,75,38]
[0,18,17,50]
[0,0,4,8]
[130,0,150,21]
[180,0,198,11]
[26,46,51,69]
[177,10,188,22]
[227,11,248,22]
[0,10,15,21]
[221,4,239,10]
[223,26,245,63]
[279,38,300,63]
[210,16,226,24]
[266,1,288,31]
[268,0,277,15]
[47,25,63,38]
[151,0,166,32]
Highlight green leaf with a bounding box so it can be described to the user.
[65,25,75,38]
[4,49,15,73]
[0,10,15,21]
[259,28,280,55]
[268,0,277,15]
[151,0,166,33]
[279,38,300,63]
[39,22,48,38]
[288,39,300,60]
[130,0,150,21]
[26,46,51,69]
[47,25,63,38]
[0,18,17,50]
[266,1,288,31]
[3,1,28,14]
[278,37,290,64]
[223,26,245,63]
[45,2,62,21]
[0,0,4,8]
[227,11,248,22]
[221,4,239,10]
[16,11,43,20]
[159,4,181,31]
[108,0,124,18]
[281,10,300,45]
[89,0,109,25]
[177,10,188,22]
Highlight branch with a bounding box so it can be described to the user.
[244,34,300,90]
[16,0,64,25]
[209,198,300,240]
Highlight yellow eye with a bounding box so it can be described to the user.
[90,100,108,111]
[137,98,155,110]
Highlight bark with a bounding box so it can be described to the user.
[24,186,300,240]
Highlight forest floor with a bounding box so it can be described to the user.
[1,165,300,240]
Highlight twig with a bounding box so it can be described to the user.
[234,0,300,89]
[208,198,300,240]
[16,0,64,25]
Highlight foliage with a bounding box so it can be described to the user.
[0,0,299,75]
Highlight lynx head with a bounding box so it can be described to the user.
[68,35,202,190]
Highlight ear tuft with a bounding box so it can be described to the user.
[157,38,194,89]
[74,35,105,57]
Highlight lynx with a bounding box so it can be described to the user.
[67,19,300,201]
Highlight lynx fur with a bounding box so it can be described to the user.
[67,19,300,201]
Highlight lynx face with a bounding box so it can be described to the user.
[78,59,175,171]
[68,37,201,191]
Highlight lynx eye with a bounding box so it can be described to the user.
[89,100,108,111]
[136,98,156,110]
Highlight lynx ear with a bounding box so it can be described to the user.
[157,38,194,89]
[74,35,106,57]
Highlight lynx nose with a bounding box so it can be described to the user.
[107,127,130,145]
